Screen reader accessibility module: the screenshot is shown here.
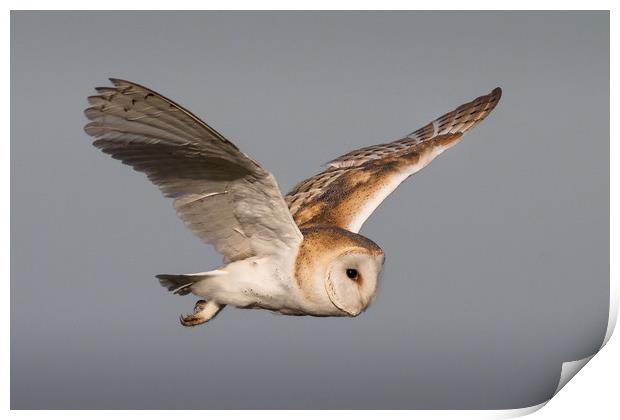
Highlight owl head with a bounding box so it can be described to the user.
[295,227,385,316]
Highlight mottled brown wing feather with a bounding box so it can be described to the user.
[286,88,502,232]
[85,79,302,262]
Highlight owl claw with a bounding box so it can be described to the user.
[179,300,225,327]
[179,313,202,327]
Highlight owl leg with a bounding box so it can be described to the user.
[180,300,225,327]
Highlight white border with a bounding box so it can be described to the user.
[5,2,616,418]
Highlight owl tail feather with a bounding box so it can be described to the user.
[156,270,226,296]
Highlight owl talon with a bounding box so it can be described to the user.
[179,313,203,327]
[179,300,225,327]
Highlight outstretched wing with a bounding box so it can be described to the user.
[286,87,502,233]
[85,79,302,262]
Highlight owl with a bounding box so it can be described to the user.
[84,79,501,326]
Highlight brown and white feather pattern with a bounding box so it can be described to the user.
[286,87,502,232]
[85,79,302,263]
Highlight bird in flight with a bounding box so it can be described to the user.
[84,79,501,327]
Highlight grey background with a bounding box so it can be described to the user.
[11,11,609,409]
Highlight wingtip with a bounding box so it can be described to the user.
[108,77,142,89]
[492,87,502,99]
[108,77,126,85]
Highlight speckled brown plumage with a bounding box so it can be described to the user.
[286,88,501,232]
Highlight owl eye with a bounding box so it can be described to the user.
[346,268,359,280]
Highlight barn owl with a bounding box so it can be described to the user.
[84,79,501,326]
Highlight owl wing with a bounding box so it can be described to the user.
[286,87,502,233]
[85,79,302,262]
